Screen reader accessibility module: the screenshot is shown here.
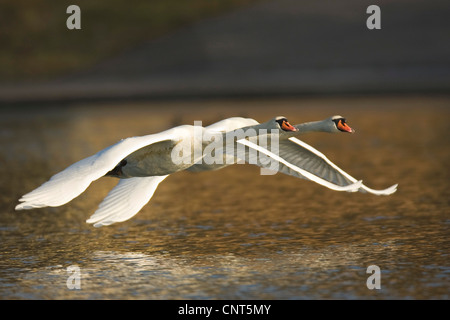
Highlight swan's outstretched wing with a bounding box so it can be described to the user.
[15,129,179,210]
[237,137,397,195]
[237,138,362,192]
[188,117,260,172]
[284,137,397,195]
[86,175,168,227]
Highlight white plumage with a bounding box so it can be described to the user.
[15,115,397,227]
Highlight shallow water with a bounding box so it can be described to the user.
[0,96,449,299]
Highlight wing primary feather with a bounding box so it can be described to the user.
[237,139,362,192]
[287,137,397,194]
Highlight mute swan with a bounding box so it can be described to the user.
[15,117,291,226]
[15,124,208,222]
[15,115,397,227]
[191,115,397,195]
[232,116,397,195]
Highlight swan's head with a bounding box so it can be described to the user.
[274,116,298,132]
[330,115,354,133]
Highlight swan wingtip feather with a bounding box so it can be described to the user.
[15,203,25,211]
[386,183,398,195]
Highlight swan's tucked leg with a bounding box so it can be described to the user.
[86,175,168,227]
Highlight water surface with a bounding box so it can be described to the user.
[1,96,449,299]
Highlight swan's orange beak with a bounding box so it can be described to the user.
[337,120,354,133]
[281,120,298,132]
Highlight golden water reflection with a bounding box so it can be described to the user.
[0,96,449,299]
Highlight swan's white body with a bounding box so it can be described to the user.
[15,116,397,227]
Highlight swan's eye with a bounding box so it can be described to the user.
[276,118,287,125]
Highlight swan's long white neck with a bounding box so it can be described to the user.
[292,119,335,135]
[224,120,277,138]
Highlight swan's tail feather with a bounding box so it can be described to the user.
[86,175,168,227]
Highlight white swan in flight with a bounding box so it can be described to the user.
[15,116,397,227]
